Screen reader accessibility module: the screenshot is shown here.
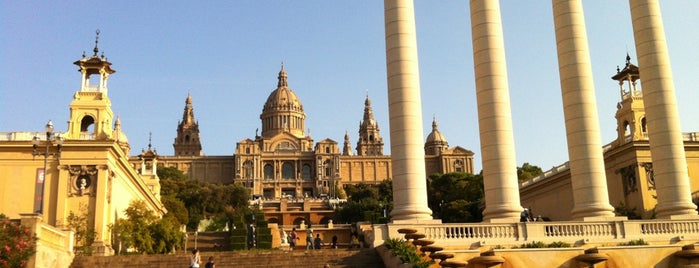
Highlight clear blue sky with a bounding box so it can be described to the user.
[2,1,698,173]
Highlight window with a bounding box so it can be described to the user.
[324,159,332,177]
[282,162,294,179]
[243,160,254,179]
[301,164,311,180]
[264,164,274,180]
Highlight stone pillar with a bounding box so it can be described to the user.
[384,0,433,222]
[469,0,521,222]
[552,0,615,220]
[629,0,697,218]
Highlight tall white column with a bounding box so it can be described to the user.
[383,0,433,222]
[552,0,615,220]
[629,0,697,218]
[469,0,522,222]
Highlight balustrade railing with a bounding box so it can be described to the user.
[379,219,699,248]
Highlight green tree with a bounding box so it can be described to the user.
[427,172,484,223]
[111,201,184,254]
[161,195,189,226]
[517,163,543,182]
[65,203,96,256]
[149,216,184,254]
[336,182,392,223]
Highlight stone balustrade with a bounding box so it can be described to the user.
[374,219,699,249]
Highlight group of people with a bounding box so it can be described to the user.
[189,249,215,268]
[287,225,351,250]
[520,208,545,222]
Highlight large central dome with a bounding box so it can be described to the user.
[260,65,306,138]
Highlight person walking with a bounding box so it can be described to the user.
[289,228,298,250]
[305,224,314,250]
[189,249,201,268]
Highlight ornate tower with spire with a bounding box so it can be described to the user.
[174,94,203,156]
[260,64,306,138]
[356,95,384,156]
[67,30,116,140]
[612,54,646,145]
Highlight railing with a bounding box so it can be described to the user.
[378,219,699,248]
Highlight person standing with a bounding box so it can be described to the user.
[190,249,201,268]
[306,224,314,250]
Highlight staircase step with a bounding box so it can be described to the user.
[70,249,385,268]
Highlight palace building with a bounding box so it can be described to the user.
[144,65,475,202]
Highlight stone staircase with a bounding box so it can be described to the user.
[70,248,385,268]
[188,231,230,251]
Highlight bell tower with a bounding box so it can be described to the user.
[67,30,116,140]
[612,54,647,145]
[173,93,203,156]
[356,95,384,156]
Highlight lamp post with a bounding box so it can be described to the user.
[32,120,63,214]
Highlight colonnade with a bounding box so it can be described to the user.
[383,0,696,222]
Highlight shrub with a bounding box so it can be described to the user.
[514,241,570,248]
[0,215,37,268]
[618,239,648,246]
[382,238,431,268]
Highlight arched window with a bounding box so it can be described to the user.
[282,162,294,179]
[641,117,647,133]
[325,147,330,154]
[264,164,274,180]
[246,147,250,154]
[301,164,311,180]
[80,116,95,132]
[185,135,190,142]
[243,160,254,179]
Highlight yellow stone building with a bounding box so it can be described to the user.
[0,37,165,258]
[520,56,699,221]
[147,65,475,201]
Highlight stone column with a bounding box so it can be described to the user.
[629,0,697,218]
[384,0,433,222]
[469,0,521,222]
[552,0,615,220]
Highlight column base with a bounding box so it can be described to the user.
[91,241,114,256]
[390,219,442,225]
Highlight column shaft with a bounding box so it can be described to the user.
[469,0,521,222]
[384,0,433,221]
[629,0,697,218]
[552,0,615,219]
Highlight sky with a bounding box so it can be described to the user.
[1,1,698,173]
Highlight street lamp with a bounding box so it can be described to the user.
[32,120,63,214]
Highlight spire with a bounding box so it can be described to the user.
[174,93,202,156]
[343,130,353,156]
[148,132,153,151]
[432,116,438,131]
[356,95,383,156]
[93,29,100,57]
[277,62,288,88]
